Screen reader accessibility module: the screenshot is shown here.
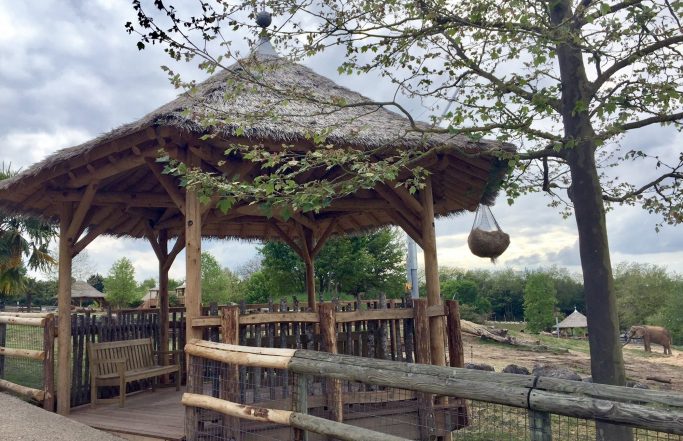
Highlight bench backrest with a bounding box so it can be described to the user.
[88,338,155,376]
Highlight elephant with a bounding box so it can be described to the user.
[623,325,672,355]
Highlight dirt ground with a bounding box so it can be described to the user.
[464,334,683,392]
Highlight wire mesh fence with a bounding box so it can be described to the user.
[185,348,683,441]
[0,322,47,390]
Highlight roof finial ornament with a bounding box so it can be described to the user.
[255,10,272,30]
[253,10,278,58]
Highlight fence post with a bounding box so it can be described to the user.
[413,299,436,441]
[319,303,342,424]
[445,300,469,430]
[292,372,309,441]
[185,354,202,441]
[221,306,241,440]
[529,409,552,441]
[0,321,5,377]
[43,314,56,411]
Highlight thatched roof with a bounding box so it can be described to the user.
[71,281,106,299]
[557,309,587,329]
[0,39,514,245]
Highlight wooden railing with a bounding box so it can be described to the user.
[0,312,55,410]
[183,340,683,441]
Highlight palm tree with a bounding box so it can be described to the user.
[0,164,57,296]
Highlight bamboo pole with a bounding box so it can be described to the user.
[57,203,73,415]
[181,393,410,441]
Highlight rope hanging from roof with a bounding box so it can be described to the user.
[467,204,510,263]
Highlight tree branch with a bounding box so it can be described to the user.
[591,34,683,93]
[603,172,683,202]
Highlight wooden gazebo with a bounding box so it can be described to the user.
[0,37,512,415]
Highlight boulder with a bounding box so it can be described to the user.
[465,362,495,372]
[502,364,530,375]
[532,364,582,381]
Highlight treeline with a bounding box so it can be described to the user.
[5,229,682,344]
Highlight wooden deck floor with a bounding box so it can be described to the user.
[69,387,185,441]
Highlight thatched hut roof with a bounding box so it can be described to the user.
[70,281,106,299]
[557,309,587,329]
[0,41,514,244]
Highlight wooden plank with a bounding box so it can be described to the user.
[239,312,320,325]
[336,308,413,323]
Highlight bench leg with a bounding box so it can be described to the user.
[91,381,97,407]
[119,376,126,408]
[151,376,157,392]
[176,370,181,391]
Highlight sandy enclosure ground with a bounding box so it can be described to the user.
[464,334,683,392]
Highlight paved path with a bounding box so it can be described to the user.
[0,393,124,440]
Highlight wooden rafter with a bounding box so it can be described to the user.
[311,219,338,257]
[49,190,176,208]
[270,221,305,258]
[163,232,186,272]
[65,182,99,243]
[145,158,186,214]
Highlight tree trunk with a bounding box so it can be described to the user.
[550,1,631,440]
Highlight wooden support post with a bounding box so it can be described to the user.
[185,354,203,441]
[221,306,241,440]
[43,314,56,411]
[57,204,73,415]
[0,321,5,377]
[413,299,435,440]
[303,227,316,312]
[529,409,552,441]
[185,153,203,344]
[445,300,469,430]
[292,372,310,441]
[419,177,446,368]
[445,301,464,368]
[319,303,342,424]
[158,229,170,361]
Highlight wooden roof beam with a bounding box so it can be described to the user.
[66,144,157,188]
[71,207,122,256]
[145,158,186,215]
[65,182,98,243]
[270,221,305,259]
[311,219,338,257]
[48,190,176,208]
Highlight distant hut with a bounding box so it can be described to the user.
[140,287,160,308]
[70,280,107,308]
[556,308,588,337]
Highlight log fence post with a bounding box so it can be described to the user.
[413,299,436,440]
[319,303,342,425]
[221,306,241,440]
[292,372,310,441]
[529,409,552,441]
[43,314,56,411]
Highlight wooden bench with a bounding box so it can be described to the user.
[87,338,181,407]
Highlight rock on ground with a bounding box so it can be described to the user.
[465,362,495,371]
[532,363,582,381]
[0,393,124,441]
[502,364,530,375]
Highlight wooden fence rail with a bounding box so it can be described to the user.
[0,312,55,410]
[184,339,683,439]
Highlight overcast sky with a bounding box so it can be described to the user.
[1,0,681,283]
